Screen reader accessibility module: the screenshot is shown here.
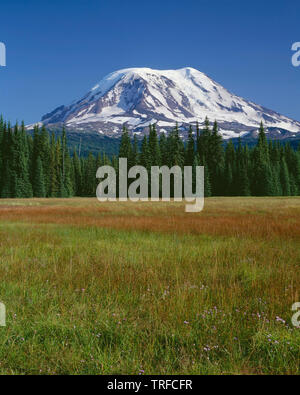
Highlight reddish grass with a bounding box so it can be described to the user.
[0,197,299,240]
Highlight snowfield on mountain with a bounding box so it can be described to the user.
[37,67,300,140]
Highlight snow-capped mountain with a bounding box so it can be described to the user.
[38,67,300,139]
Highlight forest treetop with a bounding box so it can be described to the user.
[0,115,299,198]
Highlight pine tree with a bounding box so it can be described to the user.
[61,128,73,196]
[1,123,14,197]
[159,132,168,166]
[209,120,224,195]
[72,148,82,196]
[49,133,59,197]
[33,156,46,197]
[269,141,281,196]
[203,159,211,197]
[131,134,139,166]
[251,123,274,196]
[192,153,199,194]
[168,123,184,167]
[185,125,195,167]
[39,125,51,194]
[82,152,96,196]
[55,138,64,197]
[280,157,291,196]
[12,123,32,198]
[234,138,249,196]
[197,117,211,164]
[257,121,269,156]
[119,126,133,164]
[140,135,150,172]
[148,124,161,167]
[224,140,235,196]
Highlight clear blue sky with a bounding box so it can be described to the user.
[0,0,299,124]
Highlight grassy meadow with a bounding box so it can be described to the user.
[0,197,299,375]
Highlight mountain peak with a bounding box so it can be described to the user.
[39,66,300,140]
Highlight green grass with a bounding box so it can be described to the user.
[0,198,299,375]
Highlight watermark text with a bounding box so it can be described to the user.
[291,42,300,67]
[96,158,204,213]
[0,42,6,67]
[0,302,6,326]
[291,302,300,328]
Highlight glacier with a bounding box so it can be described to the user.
[36,67,300,140]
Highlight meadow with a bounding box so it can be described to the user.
[0,197,299,375]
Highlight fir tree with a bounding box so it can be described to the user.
[168,123,184,167]
[280,157,291,196]
[12,123,32,198]
[72,148,82,196]
[140,135,150,172]
[119,126,133,165]
[209,120,224,195]
[131,134,139,166]
[33,156,46,197]
[49,133,59,197]
[251,123,274,196]
[159,132,168,166]
[203,159,211,197]
[185,125,195,167]
[148,124,161,167]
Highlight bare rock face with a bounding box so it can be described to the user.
[36,67,300,140]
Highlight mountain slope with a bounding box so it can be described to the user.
[38,67,300,139]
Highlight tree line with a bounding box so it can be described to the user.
[0,115,299,198]
[118,118,300,197]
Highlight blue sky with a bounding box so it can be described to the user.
[0,0,299,124]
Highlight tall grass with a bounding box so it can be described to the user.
[0,197,299,374]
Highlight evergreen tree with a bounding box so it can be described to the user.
[1,123,14,197]
[159,132,168,166]
[203,159,211,197]
[168,123,184,167]
[73,148,82,196]
[82,152,96,196]
[119,125,133,165]
[251,123,274,196]
[140,135,150,172]
[12,123,32,198]
[185,125,195,167]
[131,134,139,166]
[209,120,224,195]
[33,156,46,197]
[280,157,291,196]
[233,138,250,196]
[224,140,235,195]
[197,117,211,164]
[49,133,59,197]
[148,124,161,167]
[61,128,73,196]
[0,116,299,200]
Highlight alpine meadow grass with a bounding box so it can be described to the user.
[0,197,299,375]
